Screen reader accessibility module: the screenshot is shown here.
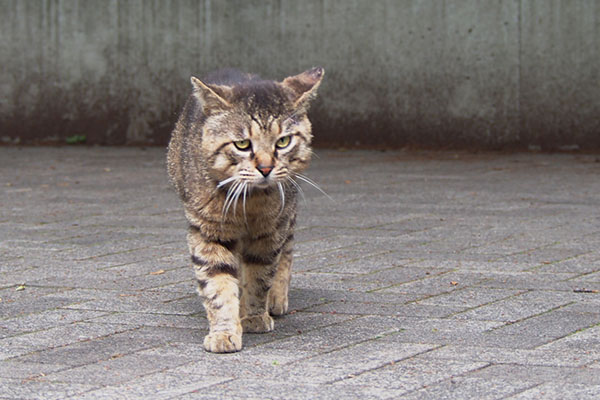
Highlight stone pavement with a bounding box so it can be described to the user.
[1,147,600,399]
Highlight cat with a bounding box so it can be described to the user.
[167,67,324,352]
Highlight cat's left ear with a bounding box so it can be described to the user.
[190,76,233,115]
[281,67,325,111]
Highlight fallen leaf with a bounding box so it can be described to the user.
[104,168,111,172]
[344,180,352,184]
[15,285,26,291]
[150,269,165,275]
[573,288,599,294]
[450,281,459,286]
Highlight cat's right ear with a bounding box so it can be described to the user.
[190,76,232,114]
[281,67,325,111]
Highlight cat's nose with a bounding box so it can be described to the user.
[257,165,273,177]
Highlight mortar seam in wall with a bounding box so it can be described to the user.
[517,0,522,143]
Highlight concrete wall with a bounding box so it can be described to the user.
[1,0,598,149]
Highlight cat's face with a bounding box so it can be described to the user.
[192,68,324,191]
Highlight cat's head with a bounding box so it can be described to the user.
[190,67,324,190]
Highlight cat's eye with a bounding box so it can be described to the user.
[276,136,292,149]
[234,139,251,151]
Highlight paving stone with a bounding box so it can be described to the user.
[0,361,70,379]
[537,324,600,352]
[14,329,168,366]
[398,376,536,400]
[262,340,438,384]
[419,344,599,368]
[507,383,600,400]
[0,378,98,400]
[450,297,574,323]
[379,270,490,296]
[88,312,203,329]
[332,356,489,392]
[0,322,135,360]
[177,379,406,400]
[72,372,232,400]
[306,300,465,318]
[3,148,600,398]
[416,287,524,308]
[258,315,403,353]
[42,351,192,386]
[0,309,109,335]
[486,311,600,340]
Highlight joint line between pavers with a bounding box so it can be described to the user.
[489,240,562,263]
[523,251,594,273]
[2,324,142,363]
[496,382,546,400]
[482,301,578,334]
[246,314,375,351]
[387,360,495,398]
[532,321,600,353]
[365,268,455,294]
[74,240,180,261]
[441,288,531,319]
[564,267,600,282]
[325,344,445,385]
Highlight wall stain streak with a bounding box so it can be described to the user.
[0,0,598,149]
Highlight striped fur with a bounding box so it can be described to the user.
[167,67,324,353]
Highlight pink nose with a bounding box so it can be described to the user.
[257,165,273,177]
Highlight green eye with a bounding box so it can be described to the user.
[276,136,291,149]
[234,139,251,150]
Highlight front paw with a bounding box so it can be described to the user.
[268,289,289,316]
[242,314,274,333]
[203,332,242,353]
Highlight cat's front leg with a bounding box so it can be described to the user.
[268,248,293,316]
[188,226,242,353]
[239,239,286,332]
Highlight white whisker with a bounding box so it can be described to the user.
[242,182,249,226]
[277,182,285,217]
[232,180,245,217]
[287,176,306,204]
[217,176,237,188]
[222,180,242,219]
[294,173,333,202]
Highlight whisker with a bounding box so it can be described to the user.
[277,182,285,217]
[287,176,306,204]
[232,180,245,217]
[217,176,237,188]
[222,180,241,219]
[242,182,249,226]
[294,173,334,202]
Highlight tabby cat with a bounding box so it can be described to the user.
[167,67,324,353]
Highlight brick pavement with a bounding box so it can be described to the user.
[1,147,599,399]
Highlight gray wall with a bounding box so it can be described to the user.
[1,0,599,149]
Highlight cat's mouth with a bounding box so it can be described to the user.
[251,177,275,189]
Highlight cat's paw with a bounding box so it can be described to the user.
[268,290,289,316]
[203,332,242,353]
[242,314,274,333]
